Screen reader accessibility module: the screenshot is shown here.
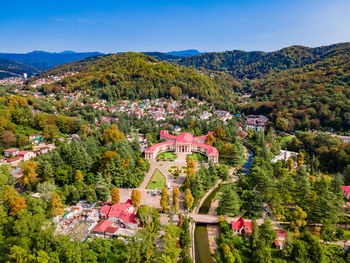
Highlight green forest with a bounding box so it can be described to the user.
[30,53,235,106]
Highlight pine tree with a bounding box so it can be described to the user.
[217,186,241,217]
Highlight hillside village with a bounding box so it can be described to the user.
[1,48,350,262]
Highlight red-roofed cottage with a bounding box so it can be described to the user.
[100,200,138,229]
[274,230,287,250]
[91,220,119,236]
[231,217,252,234]
[341,186,350,200]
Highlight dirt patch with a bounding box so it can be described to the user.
[208,199,219,216]
[207,225,220,258]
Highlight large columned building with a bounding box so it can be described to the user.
[145,130,219,163]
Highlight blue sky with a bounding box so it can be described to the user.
[0,0,349,53]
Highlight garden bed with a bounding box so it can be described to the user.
[156,152,177,161]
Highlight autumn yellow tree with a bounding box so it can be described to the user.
[290,205,307,236]
[43,124,60,142]
[185,158,196,188]
[131,189,141,207]
[99,151,116,172]
[172,187,180,211]
[184,189,194,210]
[205,133,216,146]
[20,161,39,186]
[287,158,294,172]
[297,152,304,167]
[80,125,91,137]
[160,187,169,212]
[50,192,63,216]
[102,125,125,144]
[189,120,195,129]
[75,170,84,182]
[110,188,120,204]
[10,196,27,216]
[169,86,182,99]
[215,126,226,141]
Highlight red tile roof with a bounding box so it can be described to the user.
[176,133,193,143]
[92,220,114,233]
[105,226,119,234]
[145,141,175,153]
[103,200,137,225]
[160,130,178,140]
[17,151,31,156]
[4,148,19,152]
[342,186,350,195]
[7,156,22,162]
[231,217,252,230]
[101,205,111,215]
[192,141,219,155]
[277,230,286,237]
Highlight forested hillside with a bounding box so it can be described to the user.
[31,52,235,105]
[0,58,38,79]
[241,46,350,131]
[177,43,350,80]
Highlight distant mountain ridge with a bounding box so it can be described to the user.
[176,42,350,79]
[0,51,105,71]
[167,49,202,57]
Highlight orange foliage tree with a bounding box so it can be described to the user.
[131,189,141,207]
[110,188,120,204]
[50,193,64,216]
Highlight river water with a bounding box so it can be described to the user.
[194,152,254,263]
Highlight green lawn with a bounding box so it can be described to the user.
[279,136,294,147]
[186,152,207,161]
[147,169,166,190]
[157,152,177,161]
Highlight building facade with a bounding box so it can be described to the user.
[145,130,219,163]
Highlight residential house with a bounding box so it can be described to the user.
[154,115,165,122]
[274,230,287,250]
[100,199,138,229]
[91,220,119,237]
[341,186,350,200]
[4,148,20,157]
[200,112,212,120]
[246,115,268,132]
[231,217,252,235]
[214,110,230,117]
[7,156,23,167]
[29,134,43,143]
[17,151,36,161]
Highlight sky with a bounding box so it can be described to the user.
[0,0,349,53]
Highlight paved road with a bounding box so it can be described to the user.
[139,161,157,189]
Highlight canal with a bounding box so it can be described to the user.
[193,152,254,263]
